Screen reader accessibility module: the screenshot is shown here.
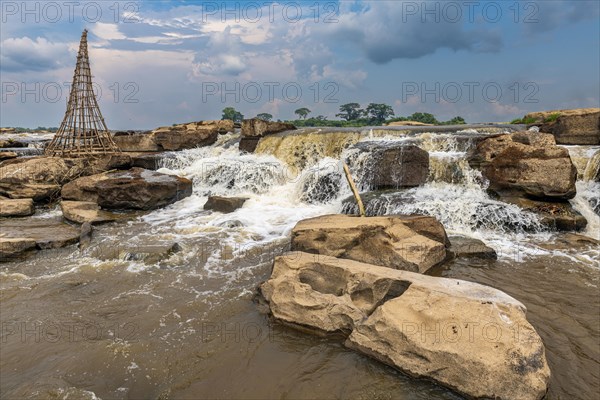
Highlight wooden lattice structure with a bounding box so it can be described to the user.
[45,29,120,157]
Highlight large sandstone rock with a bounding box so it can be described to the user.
[153,120,232,150]
[62,168,193,210]
[468,132,577,200]
[260,252,550,400]
[348,143,429,189]
[239,119,296,152]
[291,215,449,274]
[112,131,160,152]
[0,198,34,217]
[0,157,87,201]
[203,196,248,213]
[60,201,119,224]
[524,108,600,145]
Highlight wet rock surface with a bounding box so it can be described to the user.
[204,196,248,213]
[469,132,577,200]
[62,168,193,210]
[0,219,80,253]
[240,119,296,152]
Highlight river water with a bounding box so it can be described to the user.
[1,128,598,399]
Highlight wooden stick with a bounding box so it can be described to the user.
[343,163,366,217]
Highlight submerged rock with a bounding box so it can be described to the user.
[260,252,550,400]
[291,214,449,273]
[62,168,193,210]
[203,196,248,213]
[469,132,577,200]
[0,198,34,217]
[524,108,600,145]
[91,242,181,264]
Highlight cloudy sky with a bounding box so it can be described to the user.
[1,0,599,129]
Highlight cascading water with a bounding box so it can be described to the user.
[3,126,599,400]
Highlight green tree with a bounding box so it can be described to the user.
[336,103,364,121]
[408,112,438,124]
[222,107,244,123]
[294,107,311,119]
[366,103,395,124]
[256,113,273,121]
[447,116,466,125]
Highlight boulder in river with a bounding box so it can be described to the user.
[469,131,577,200]
[0,157,87,201]
[524,108,600,145]
[0,139,27,148]
[204,196,248,213]
[112,131,160,152]
[348,143,429,189]
[291,215,449,274]
[0,198,34,217]
[260,252,550,400]
[240,119,296,153]
[62,168,193,210]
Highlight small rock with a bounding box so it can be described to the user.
[204,196,248,214]
[448,235,497,259]
[0,151,18,162]
[60,201,119,224]
[0,238,37,261]
[0,198,34,217]
[79,222,92,249]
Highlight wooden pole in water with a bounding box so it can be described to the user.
[343,163,366,217]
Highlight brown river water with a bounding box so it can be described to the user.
[1,129,598,399]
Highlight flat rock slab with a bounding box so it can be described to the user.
[0,151,18,162]
[0,198,34,217]
[448,235,497,259]
[60,201,120,224]
[0,219,80,251]
[261,251,550,400]
[291,214,449,274]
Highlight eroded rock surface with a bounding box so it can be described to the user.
[291,214,449,273]
[260,251,550,400]
[0,198,34,217]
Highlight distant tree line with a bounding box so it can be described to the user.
[220,105,466,127]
